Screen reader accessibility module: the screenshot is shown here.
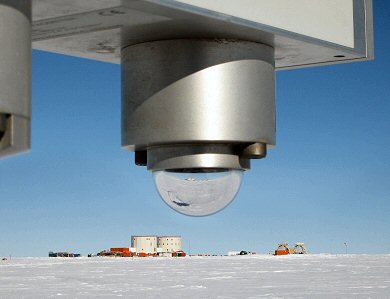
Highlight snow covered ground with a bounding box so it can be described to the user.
[0,254,389,298]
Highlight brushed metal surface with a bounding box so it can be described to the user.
[0,2,31,158]
[0,3,31,117]
[0,115,30,158]
[0,114,6,140]
[147,145,250,171]
[242,143,267,159]
[122,40,275,153]
[0,0,30,18]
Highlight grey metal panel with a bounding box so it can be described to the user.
[31,0,374,69]
[32,0,122,20]
[364,0,374,60]
[33,28,122,64]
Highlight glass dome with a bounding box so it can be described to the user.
[153,169,243,216]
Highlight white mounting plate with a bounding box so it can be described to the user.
[31,0,374,70]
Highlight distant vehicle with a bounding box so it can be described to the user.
[96,248,136,257]
[48,251,81,257]
[228,251,255,256]
[172,250,186,257]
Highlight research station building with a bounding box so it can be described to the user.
[131,236,158,254]
[131,235,182,254]
[157,236,182,254]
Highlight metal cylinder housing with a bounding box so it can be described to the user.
[121,39,275,171]
[0,1,31,158]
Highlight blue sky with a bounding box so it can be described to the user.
[1,2,389,256]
